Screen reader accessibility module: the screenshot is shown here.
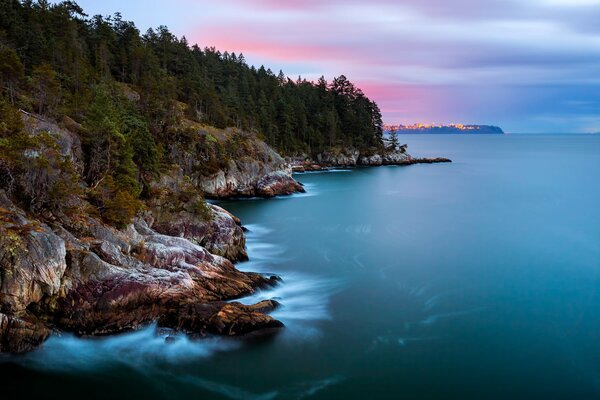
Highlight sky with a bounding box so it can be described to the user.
[56,0,600,133]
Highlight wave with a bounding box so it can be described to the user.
[14,324,240,372]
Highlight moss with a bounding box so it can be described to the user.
[192,198,213,221]
[1,231,25,258]
[103,190,141,229]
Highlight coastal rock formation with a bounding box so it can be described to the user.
[0,192,67,313]
[256,170,305,197]
[159,300,283,337]
[358,153,384,166]
[168,124,304,198]
[316,148,360,167]
[145,170,248,261]
[304,144,449,169]
[0,191,282,353]
[0,312,50,353]
[154,204,249,262]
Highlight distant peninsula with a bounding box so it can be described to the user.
[385,124,504,134]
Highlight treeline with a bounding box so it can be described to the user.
[0,0,383,156]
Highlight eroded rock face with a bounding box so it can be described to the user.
[150,204,248,262]
[146,170,249,261]
[158,300,283,338]
[0,312,50,353]
[169,128,304,198]
[197,161,303,198]
[383,149,411,164]
[358,153,383,166]
[256,171,305,197]
[0,193,67,314]
[0,192,283,353]
[316,149,360,166]
[49,219,277,336]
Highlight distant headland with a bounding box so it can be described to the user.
[385,124,504,134]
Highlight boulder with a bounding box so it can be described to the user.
[358,153,383,166]
[0,312,50,353]
[0,192,67,314]
[316,148,360,166]
[256,171,305,197]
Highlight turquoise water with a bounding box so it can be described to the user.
[2,134,600,399]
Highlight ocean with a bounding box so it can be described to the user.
[2,134,600,399]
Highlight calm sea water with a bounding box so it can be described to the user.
[2,134,600,399]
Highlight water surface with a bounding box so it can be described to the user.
[2,134,600,399]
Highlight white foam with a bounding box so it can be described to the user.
[18,324,240,372]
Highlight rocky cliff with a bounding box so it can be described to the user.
[0,113,304,353]
[167,122,304,198]
[0,190,282,353]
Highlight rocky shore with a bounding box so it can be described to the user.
[0,115,301,354]
[0,112,450,354]
[0,189,285,353]
[289,144,451,172]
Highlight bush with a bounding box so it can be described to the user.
[103,190,140,229]
[192,198,213,221]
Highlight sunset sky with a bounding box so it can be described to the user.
[60,0,600,133]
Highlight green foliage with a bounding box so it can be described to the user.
[0,0,386,227]
[31,63,61,115]
[0,1,383,156]
[0,95,82,213]
[0,46,25,104]
[192,198,213,221]
[89,176,142,228]
[103,190,139,228]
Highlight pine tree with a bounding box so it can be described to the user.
[0,47,24,104]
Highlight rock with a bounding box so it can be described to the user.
[304,144,450,168]
[256,171,305,197]
[146,170,249,261]
[383,149,411,164]
[50,221,275,336]
[0,312,50,353]
[151,204,248,262]
[358,153,383,166]
[168,127,304,198]
[21,112,84,174]
[196,161,303,198]
[159,300,284,337]
[316,148,360,166]
[0,190,284,353]
[410,157,452,164]
[0,192,67,314]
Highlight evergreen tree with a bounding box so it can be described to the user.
[0,47,24,104]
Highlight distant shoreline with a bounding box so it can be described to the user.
[385,124,504,135]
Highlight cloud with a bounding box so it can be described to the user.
[63,0,600,132]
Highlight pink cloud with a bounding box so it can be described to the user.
[191,26,353,65]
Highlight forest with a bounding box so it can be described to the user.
[0,0,383,157]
